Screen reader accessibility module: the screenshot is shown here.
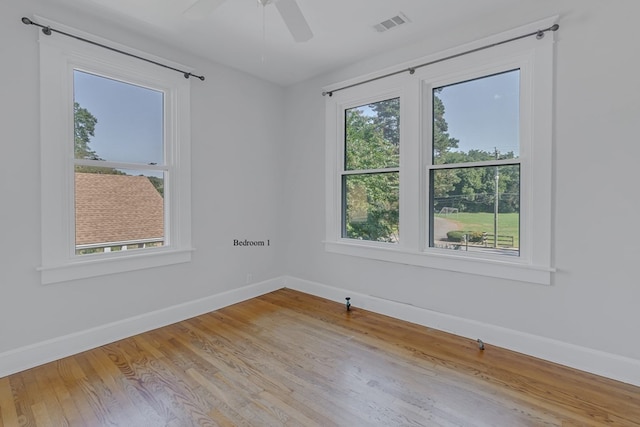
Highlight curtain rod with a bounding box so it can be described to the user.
[322,23,559,97]
[21,17,205,81]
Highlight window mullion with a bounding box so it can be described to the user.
[73,159,169,171]
[341,167,400,175]
[429,158,521,170]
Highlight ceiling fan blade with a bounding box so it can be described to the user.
[183,0,227,19]
[274,0,313,42]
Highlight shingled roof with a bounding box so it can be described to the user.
[75,173,164,246]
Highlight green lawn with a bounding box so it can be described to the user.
[436,212,519,247]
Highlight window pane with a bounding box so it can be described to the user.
[431,165,519,256]
[345,98,399,170]
[73,70,164,165]
[75,167,164,255]
[343,172,399,243]
[433,70,519,165]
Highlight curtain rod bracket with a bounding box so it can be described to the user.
[184,72,206,81]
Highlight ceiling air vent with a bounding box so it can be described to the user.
[374,13,410,33]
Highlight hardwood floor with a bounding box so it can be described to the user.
[1,289,639,426]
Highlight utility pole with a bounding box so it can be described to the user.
[494,147,499,248]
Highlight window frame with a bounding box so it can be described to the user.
[38,19,193,284]
[324,19,556,285]
[341,96,402,243]
[423,63,527,258]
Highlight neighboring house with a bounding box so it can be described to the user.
[75,173,164,253]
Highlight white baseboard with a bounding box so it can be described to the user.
[4,275,639,388]
[283,275,640,387]
[0,277,284,378]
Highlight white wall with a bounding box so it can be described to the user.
[0,0,285,356]
[282,0,640,382]
[2,0,639,386]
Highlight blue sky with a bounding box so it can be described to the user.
[73,70,164,166]
[354,69,519,157]
[436,69,520,157]
[75,68,519,168]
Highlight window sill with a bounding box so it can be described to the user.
[38,248,194,285]
[324,240,553,285]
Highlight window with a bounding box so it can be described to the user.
[429,70,521,257]
[343,98,400,243]
[73,71,166,256]
[39,20,192,284]
[325,19,555,284]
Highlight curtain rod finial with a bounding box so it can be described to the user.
[22,17,33,25]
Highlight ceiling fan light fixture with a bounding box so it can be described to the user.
[183,0,313,42]
[274,0,313,42]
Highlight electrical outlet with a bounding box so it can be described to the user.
[246,273,252,284]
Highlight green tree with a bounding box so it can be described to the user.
[146,175,164,197]
[368,98,400,146]
[431,89,520,215]
[74,102,100,160]
[344,102,399,242]
[432,90,459,162]
[441,150,519,213]
[431,91,462,202]
[74,101,118,175]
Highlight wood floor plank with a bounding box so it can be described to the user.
[9,367,39,427]
[0,376,20,427]
[38,360,85,426]
[2,288,639,426]
[194,306,379,425]
[29,365,67,427]
[264,289,640,425]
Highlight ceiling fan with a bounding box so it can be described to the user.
[183,0,313,43]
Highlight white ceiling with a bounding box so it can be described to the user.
[40,0,563,86]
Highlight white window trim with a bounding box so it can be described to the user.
[38,18,193,284]
[324,18,556,285]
